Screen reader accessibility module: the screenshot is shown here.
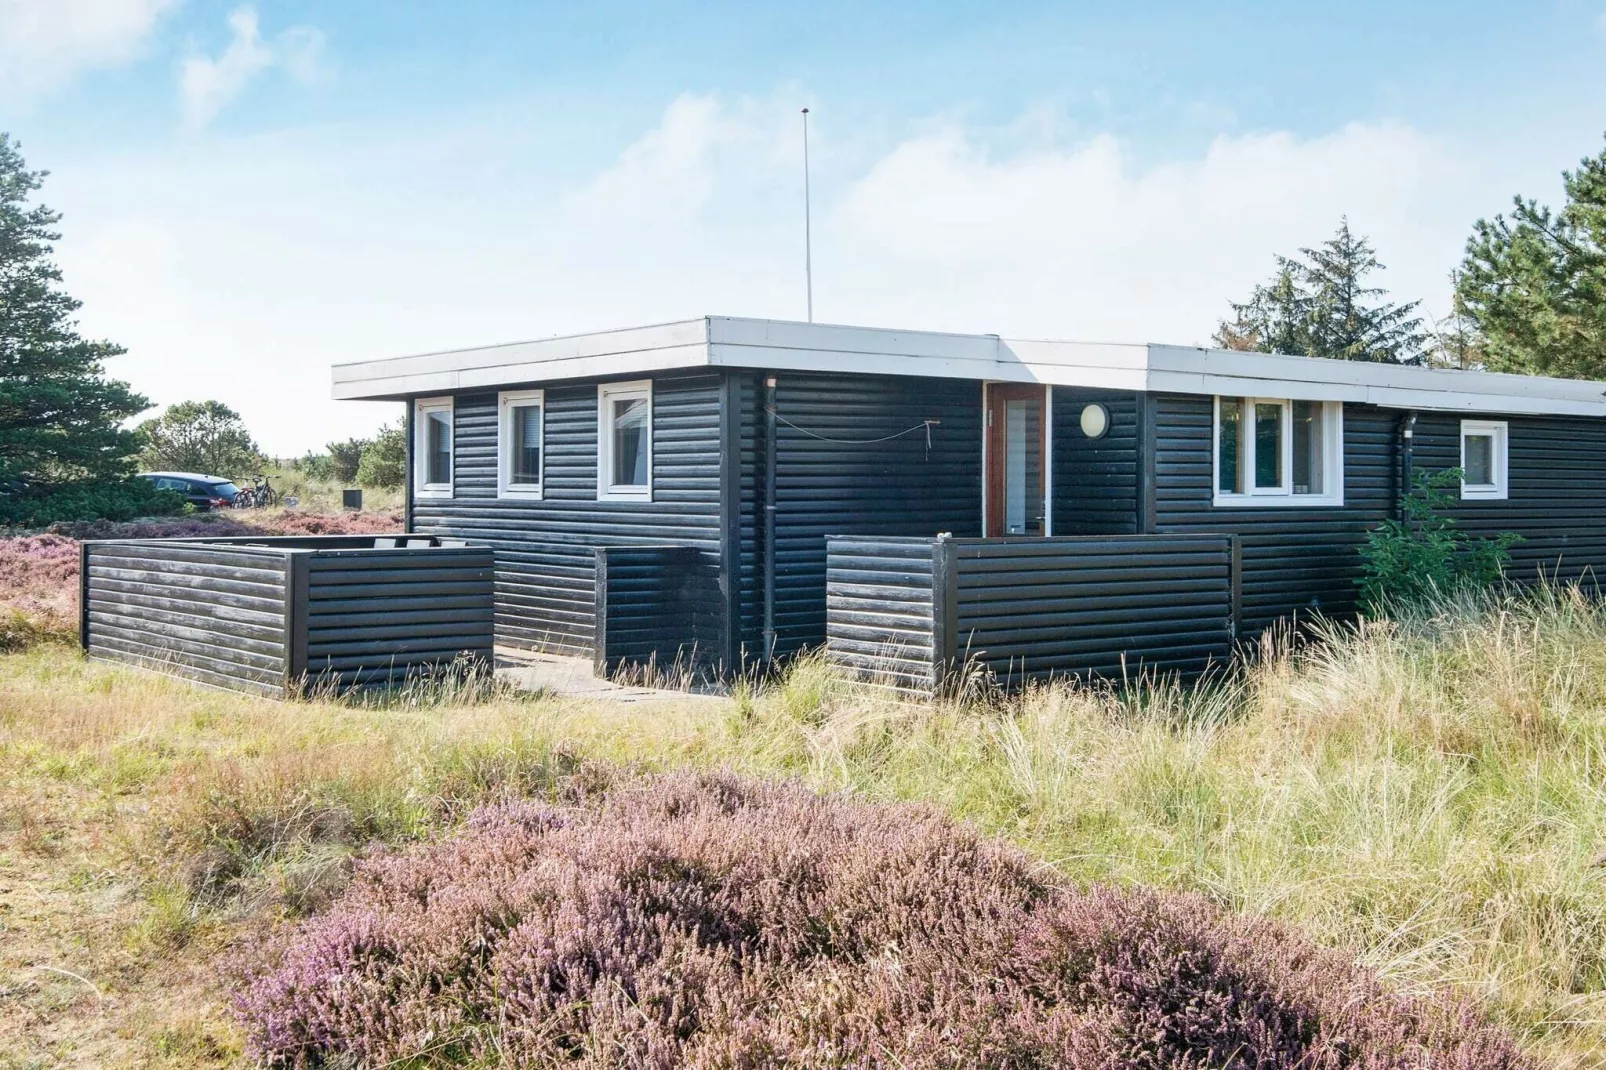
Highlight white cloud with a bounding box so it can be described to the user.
[42,94,1582,454]
[825,119,1469,342]
[0,0,177,100]
[179,5,321,128]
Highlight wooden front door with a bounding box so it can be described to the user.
[985,384,1047,537]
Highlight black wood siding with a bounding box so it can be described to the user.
[83,541,290,695]
[1151,396,1398,633]
[1052,387,1141,535]
[1412,412,1606,583]
[823,536,938,691]
[410,372,724,657]
[753,372,982,658]
[594,545,722,676]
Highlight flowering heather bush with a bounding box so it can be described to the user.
[232,771,1528,1069]
[0,533,82,646]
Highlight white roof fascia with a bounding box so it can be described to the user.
[706,316,1005,381]
[329,316,1606,418]
[330,319,711,400]
[1146,344,1606,417]
[706,320,1153,392]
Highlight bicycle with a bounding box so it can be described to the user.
[234,476,278,509]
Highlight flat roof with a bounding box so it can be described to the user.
[331,315,1606,418]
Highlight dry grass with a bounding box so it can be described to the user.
[1,584,1604,1066]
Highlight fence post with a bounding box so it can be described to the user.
[285,551,311,692]
[593,548,611,677]
[78,541,91,652]
[931,536,959,692]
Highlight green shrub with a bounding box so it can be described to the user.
[324,438,369,484]
[355,422,404,489]
[1358,468,1520,611]
[0,478,187,528]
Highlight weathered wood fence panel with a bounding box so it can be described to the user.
[81,535,494,696]
[824,536,940,692]
[82,541,291,696]
[825,534,1240,695]
[593,545,722,677]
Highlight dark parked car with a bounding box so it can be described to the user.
[138,472,240,511]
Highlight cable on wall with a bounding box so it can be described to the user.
[763,407,940,452]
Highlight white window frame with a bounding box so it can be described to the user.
[413,396,454,500]
[1460,419,1509,500]
[497,389,545,501]
[1212,396,1344,508]
[597,379,653,502]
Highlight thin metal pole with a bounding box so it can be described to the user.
[802,107,812,323]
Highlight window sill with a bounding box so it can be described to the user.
[1460,488,1508,501]
[1212,494,1345,509]
[498,486,543,501]
[598,487,652,503]
[415,485,454,500]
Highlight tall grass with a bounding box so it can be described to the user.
[1,583,1604,1066]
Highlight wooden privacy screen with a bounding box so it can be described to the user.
[825,533,1241,695]
[593,545,722,678]
[80,535,495,696]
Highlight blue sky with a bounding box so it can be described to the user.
[3,1,1605,452]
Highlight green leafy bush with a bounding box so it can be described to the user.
[0,478,187,528]
[355,421,404,489]
[1358,468,1520,610]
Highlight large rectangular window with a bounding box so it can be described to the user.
[1213,397,1343,507]
[1460,420,1508,500]
[598,380,652,501]
[414,397,453,499]
[498,389,544,500]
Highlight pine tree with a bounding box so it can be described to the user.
[1455,139,1606,380]
[1215,219,1429,364]
[0,134,148,490]
[1215,262,1311,355]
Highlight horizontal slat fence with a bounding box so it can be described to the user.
[825,534,1239,695]
[81,535,493,696]
[82,541,291,696]
[824,536,941,692]
[594,546,722,678]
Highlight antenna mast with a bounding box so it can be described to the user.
[802,107,813,323]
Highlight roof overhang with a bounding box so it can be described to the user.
[332,315,1606,418]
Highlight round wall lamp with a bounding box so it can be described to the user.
[1079,402,1110,439]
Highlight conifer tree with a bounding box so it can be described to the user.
[1216,219,1429,364]
[0,134,148,490]
[1455,139,1606,380]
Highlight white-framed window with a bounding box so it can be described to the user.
[497,389,544,500]
[413,397,454,499]
[597,380,652,501]
[1212,396,1344,507]
[1460,419,1508,500]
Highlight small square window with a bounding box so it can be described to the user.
[598,380,652,501]
[1460,420,1508,500]
[498,390,544,500]
[414,397,453,499]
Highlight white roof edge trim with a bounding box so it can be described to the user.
[331,317,709,374]
[329,315,1606,417]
